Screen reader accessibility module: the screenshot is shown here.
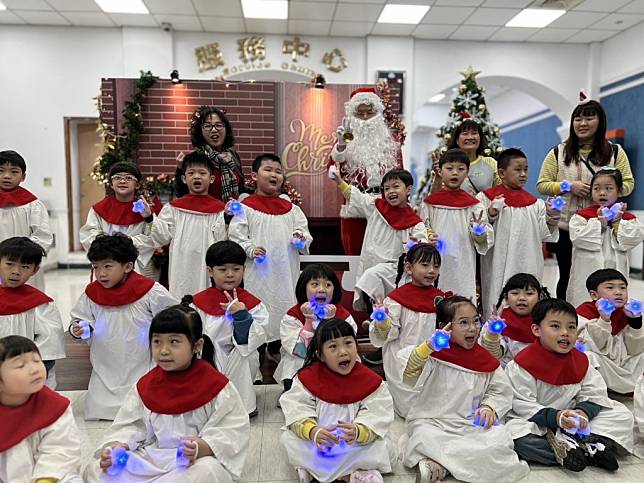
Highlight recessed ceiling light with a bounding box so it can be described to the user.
[241,0,288,20]
[94,0,149,14]
[0,1,6,11]
[378,4,430,25]
[506,8,565,28]
[429,93,446,103]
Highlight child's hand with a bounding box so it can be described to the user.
[178,436,212,464]
[300,302,316,320]
[370,302,389,325]
[220,289,246,314]
[488,195,505,217]
[486,306,507,335]
[428,323,451,351]
[325,304,337,319]
[473,405,496,430]
[253,247,266,259]
[136,196,152,218]
[545,198,562,222]
[595,298,615,322]
[336,420,358,444]
[469,210,486,236]
[99,442,129,471]
[556,409,578,431]
[597,206,608,227]
[70,322,85,338]
[312,426,339,451]
[612,202,626,223]
[573,410,589,430]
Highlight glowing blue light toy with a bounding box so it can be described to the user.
[550,196,565,211]
[626,299,642,316]
[488,317,507,335]
[405,239,417,251]
[132,199,146,213]
[176,441,191,468]
[224,310,233,322]
[430,330,450,351]
[568,414,591,437]
[559,180,571,193]
[106,446,129,476]
[227,200,243,217]
[313,304,328,320]
[254,253,266,265]
[598,298,615,315]
[471,223,486,236]
[574,341,586,352]
[601,204,621,222]
[292,237,306,250]
[371,306,388,323]
[78,320,91,340]
[318,428,347,457]
[472,412,500,428]
[435,236,447,255]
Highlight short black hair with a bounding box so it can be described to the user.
[108,162,142,181]
[190,106,235,150]
[396,243,441,287]
[205,240,246,267]
[87,233,138,264]
[301,318,357,370]
[585,268,628,292]
[381,168,413,188]
[175,151,215,196]
[590,167,623,192]
[295,263,343,305]
[496,273,549,309]
[532,298,577,326]
[252,153,282,173]
[435,295,478,329]
[0,237,46,266]
[447,120,488,157]
[497,148,527,170]
[0,335,40,364]
[0,150,26,173]
[439,148,470,169]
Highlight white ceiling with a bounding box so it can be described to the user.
[1,0,644,43]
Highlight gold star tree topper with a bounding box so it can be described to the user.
[460,65,481,79]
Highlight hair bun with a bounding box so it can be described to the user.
[180,294,194,306]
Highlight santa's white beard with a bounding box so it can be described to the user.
[345,114,398,188]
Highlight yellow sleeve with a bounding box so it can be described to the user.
[372,318,392,340]
[338,180,352,199]
[536,149,562,196]
[403,341,433,386]
[289,418,318,440]
[615,146,634,196]
[355,423,378,444]
[481,331,503,360]
[483,157,501,186]
[34,479,59,483]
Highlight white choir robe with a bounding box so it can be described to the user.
[0,197,53,290]
[577,313,644,394]
[634,374,644,458]
[346,187,428,310]
[0,301,66,362]
[420,200,493,302]
[567,211,644,307]
[70,283,178,420]
[369,298,437,417]
[80,208,157,275]
[84,382,250,483]
[228,203,312,342]
[398,346,529,482]
[504,360,634,453]
[151,203,226,299]
[476,193,558,319]
[0,406,83,483]
[480,325,530,367]
[279,377,395,482]
[194,303,269,414]
[274,312,357,384]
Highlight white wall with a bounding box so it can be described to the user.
[600,20,644,85]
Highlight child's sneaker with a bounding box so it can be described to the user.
[416,458,447,483]
[350,469,384,482]
[583,436,619,472]
[546,429,587,472]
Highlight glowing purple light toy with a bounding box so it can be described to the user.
[550,196,565,211]
[574,341,586,352]
[370,306,388,323]
[227,200,243,217]
[559,180,571,193]
[106,446,129,476]
[78,320,91,340]
[471,224,486,236]
[132,199,146,214]
[292,237,306,250]
[254,253,266,265]
[430,330,450,351]
[488,317,507,335]
[626,299,642,317]
[598,298,615,315]
[435,236,446,255]
[405,239,417,251]
[568,413,591,437]
[601,204,621,222]
[176,441,191,468]
[472,412,500,428]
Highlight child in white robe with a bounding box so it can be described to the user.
[0,335,82,483]
[80,162,161,276]
[576,268,643,394]
[369,243,447,417]
[191,240,269,417]
[330,167,428,311]
[634,374,644,458]
[477,148,559,318]
[506,299,634,473]
[420,149,494,302]
[0,237,65,389]
[274,263,357,392]
[84,302,250,483]
[480,273,549,366]
[568,168,644,307]
[151,151,227,298]
[280,319,395,483]
[0,150,53,291]
[69,234,177,420]
[229,153,312,357]
[399,295,528,483]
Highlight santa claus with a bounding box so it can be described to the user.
[329,86,402,255]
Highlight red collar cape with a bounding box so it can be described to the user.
[92,196,146,226]
[387,284,446,313]
[298,361,382,404]
[576,204,635,221]
[170,194,225,214]
[85,272,155,307]
[501,307,535,344]
[0,387,69,452]
[483,185,537,208]
[431,342,500,373]
[0,187,37,208]
[0,285,53,315]
[286,303,351,323]
[193,287,261,316]
[424,189,479,208]
[514,339,588,385]
[137,359,229,414]
[577,301,628,336]
[374,198,422,230]
[242,194,292,215]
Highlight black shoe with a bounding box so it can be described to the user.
[584,436,619,472]
[362,348,383,365]
[546,429,587,472]
[248,408,259,418]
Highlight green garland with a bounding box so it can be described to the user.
[92,70,157,187]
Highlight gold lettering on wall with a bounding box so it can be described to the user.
[282,119,335,177]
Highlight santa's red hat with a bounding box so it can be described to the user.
[346,86,384,115]
[350,86,378,98]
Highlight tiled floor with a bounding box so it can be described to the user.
[46,265,644,482]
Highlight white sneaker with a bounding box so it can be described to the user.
[416,458,447,483]
[296,467,312,483]
[350,469,384,482]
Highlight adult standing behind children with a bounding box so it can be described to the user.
[537,94,634,299]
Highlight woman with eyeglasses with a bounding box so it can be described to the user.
[188,106,246,203]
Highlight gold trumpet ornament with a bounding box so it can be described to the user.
[342,131,354,143]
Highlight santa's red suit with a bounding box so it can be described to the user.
[329,87,402,255]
